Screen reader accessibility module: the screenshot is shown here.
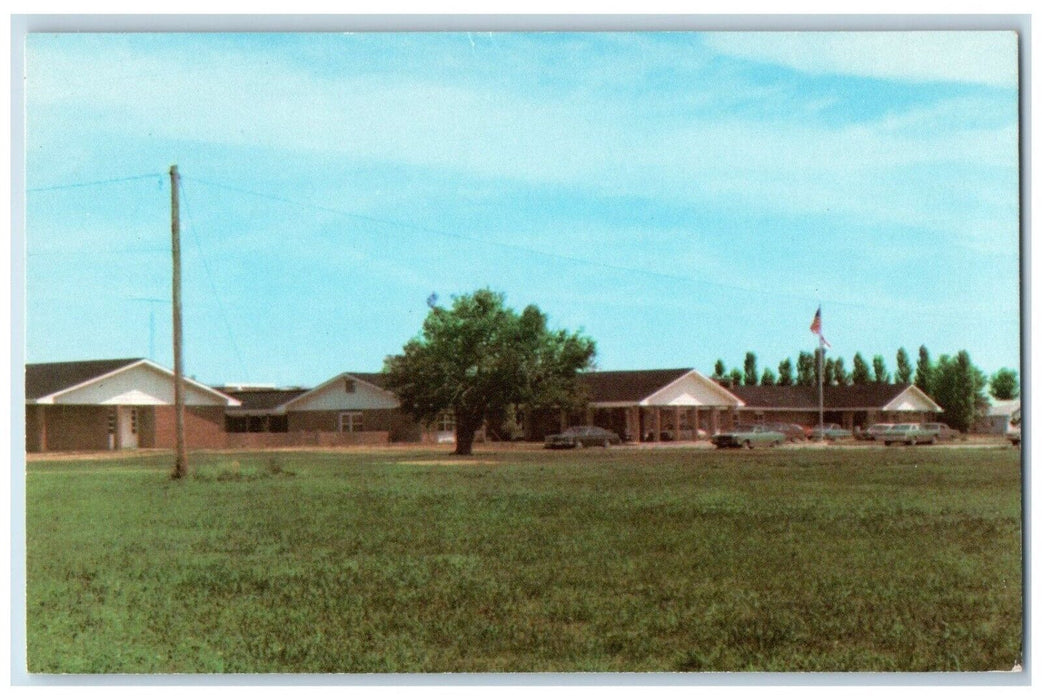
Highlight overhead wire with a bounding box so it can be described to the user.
[177,176,250,382]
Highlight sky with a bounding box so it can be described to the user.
[21,30,1021,388]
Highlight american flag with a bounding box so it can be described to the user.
[810,306,831,347]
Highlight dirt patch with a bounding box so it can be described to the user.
[398,460,501,466]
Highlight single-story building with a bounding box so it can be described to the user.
[728,383,943,431]
[219,372,434,445]
[985,399,1021,434]
[526,368,746,442]
[26,358,240,452]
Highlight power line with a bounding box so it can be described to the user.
[178,177,250,382]
[26,173,164,193]
[182,174,812,305]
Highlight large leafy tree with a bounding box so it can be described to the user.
[760,367,776,386]
[989,367,1020,400]
[384,289,595,455]
[777,358,794,386]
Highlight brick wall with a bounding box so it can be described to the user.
[287,409,422,442]
[153,406,226,449]
[29,405,111,452]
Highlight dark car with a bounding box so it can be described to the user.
[765,422,806,442]
[544,426,621,449]
[922,422,960,441]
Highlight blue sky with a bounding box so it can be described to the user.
[23,31,1020,388]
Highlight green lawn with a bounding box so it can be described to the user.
[25,446,1023,673]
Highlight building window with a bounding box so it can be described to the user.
[339,412,363,432]
[344,379,356,393]
[130,408,137,434]
[437,412,455,432]
[107,410,116,435]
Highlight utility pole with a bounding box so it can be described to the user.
[170,165,189,478]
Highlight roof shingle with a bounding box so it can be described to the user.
[26,358,143,400]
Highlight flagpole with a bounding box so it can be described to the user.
[818,334,825,442]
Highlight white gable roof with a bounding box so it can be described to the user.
[281,373,399,412]
[640,370,745,407]
[882,385,943,413]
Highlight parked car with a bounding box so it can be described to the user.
[807,423,854,441]
[881,423,938,446]
[766,422,807,442]
[544,426,621,449]
[711,424,786,449]
[861,423,895,441]
[922,422,960,441]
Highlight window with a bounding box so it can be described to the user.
[339,412,363,432]
[437,412,455,432]
[107,410,116,435]
[130,408,137,434]
[344,379,356,393]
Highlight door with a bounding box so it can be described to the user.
[118,407,139,449]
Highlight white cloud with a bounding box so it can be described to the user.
[701,31,1019,88]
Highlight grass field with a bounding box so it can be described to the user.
[25,445,1022,673]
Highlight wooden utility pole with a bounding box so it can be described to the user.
[170,165,189,478]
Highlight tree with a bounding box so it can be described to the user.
[743,352,758,386]
[989,367,1020,400]
[931,351,988,432]
[851,353,871,385]
[728,368,743,388]
[712,359,727,386]
[872,355,891,384]
[824,357,836,386]
[777,358,794,386]
[760,367,776,386]
[833,357,849,386]
[915,345,933,395]
[896,347,913,384]
[384,289,595,455]
[796,351,816,386]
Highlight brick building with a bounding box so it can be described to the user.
[26,358,240,452]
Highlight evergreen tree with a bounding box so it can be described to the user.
[712,359,727,385]
[851,353,871,385]
[796,351,816,386]
[915,345,933,394]
[833,357,849,386]
[743,352,758,386]
[872,355,891,384]
[896,347,913,384]
[760,368,776,386]
[728,368,743,388]
[931,351,988,432]
[777,358,794,386]
[824,357,835,386]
